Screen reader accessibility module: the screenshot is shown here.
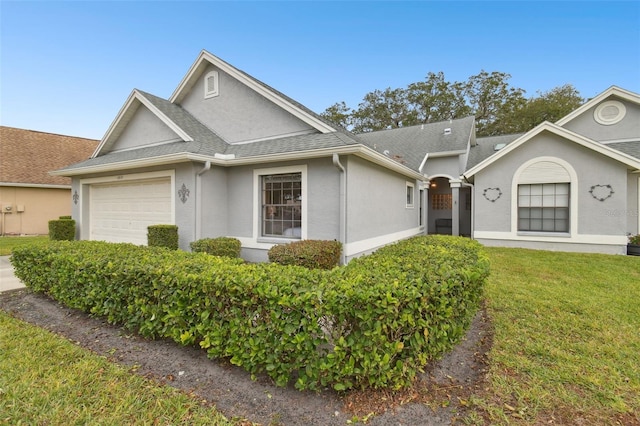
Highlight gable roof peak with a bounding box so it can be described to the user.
[169,50,337,134]
[556,85,640,127]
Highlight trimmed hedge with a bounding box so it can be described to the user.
[10,235,489,391]
[190,237,242,258]
[148,225,178,250]
[268,239,342,270]
[48,217,75,241]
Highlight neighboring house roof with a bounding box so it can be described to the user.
[0,126,98,187]
[356,116,476,172]
[463,122,640,180]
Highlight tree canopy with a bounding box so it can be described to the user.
[320,71,584,137]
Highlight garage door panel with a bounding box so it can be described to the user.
[90,178,172,245]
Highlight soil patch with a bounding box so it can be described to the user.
[0,289,492,425]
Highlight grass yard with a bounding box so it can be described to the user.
[0,235,49,256]
[468,247,640,425]
[0,311,236,425]
[1,239,638,425]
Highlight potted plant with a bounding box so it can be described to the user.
[628,234,640,256]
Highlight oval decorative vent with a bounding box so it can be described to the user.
[594,100,626,125]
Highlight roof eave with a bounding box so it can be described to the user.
[52,144,425,181]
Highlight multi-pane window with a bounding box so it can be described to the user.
[262,173,302,238]
[518,183,569,232]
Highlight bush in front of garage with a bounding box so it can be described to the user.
[10,235,489,392]
[147,224,179,250]
[190,237,242,258]
[48,216,75,241]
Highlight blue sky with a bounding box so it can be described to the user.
[1,1,639,140]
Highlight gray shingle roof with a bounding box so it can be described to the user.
[356,116,476,171]
[136,90,228,156]
[467,133,524,169]
[606,141,640,160]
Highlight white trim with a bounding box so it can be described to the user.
[556,86,640,126]
[170,50,336,134]
[92,90,193,158]
[511,157,578,236]
[204,70,219,99]
[344,227,422,257]
[406,181,415,208]
[109,137,184,153]
[473,230,627,245]
[252,165,308,242]
[599,137,640,144]
[54,144,426,181]
[79,169,175,185]
[229,129,317,145]
[464,121,640,179]
[594,100,626,125]
[79,170,176,241]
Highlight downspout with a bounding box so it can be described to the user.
[460,179,474,239]
[332,153,347,265]
[419,154,429,236]
[195,160,212,243]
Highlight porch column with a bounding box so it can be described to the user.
[450,179,461,236]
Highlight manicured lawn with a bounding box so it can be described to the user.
[0,235,49,256]
[468,247,640,425]
[0,311,235,425]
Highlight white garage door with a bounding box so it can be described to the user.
[90,178,172,245]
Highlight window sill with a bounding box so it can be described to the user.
[517,231,571,238]
[257,237,301,244]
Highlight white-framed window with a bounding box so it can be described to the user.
[406,182,415,208]
[204,70,219,99]
[518,183,570,232]
[254,165,307,240]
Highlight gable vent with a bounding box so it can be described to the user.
[204,70,219,99]
[444,128,452,135]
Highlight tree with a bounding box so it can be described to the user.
[351,87,418,133]
[488,84,585,135]
[320,101,353,130]
[406,72,471,123]
[463,70,526,136]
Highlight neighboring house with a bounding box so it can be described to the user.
[53,50,640,260]
[0,126,98,235]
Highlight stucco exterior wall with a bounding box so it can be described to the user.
[473,131,632,253]
[562,98,640,142]
[425,155,463,178]
[345,156,421,260]
[0,186,71,235]
[180,65,314,143]
[112,105,180,151]
[222,158,341,262]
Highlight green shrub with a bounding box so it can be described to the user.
[268,239,342,270]
[10,235,488,392]
[190,237,241,258]
[147,225,178,250]
[48,218,75,241]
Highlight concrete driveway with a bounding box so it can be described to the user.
[0,256,25,292]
